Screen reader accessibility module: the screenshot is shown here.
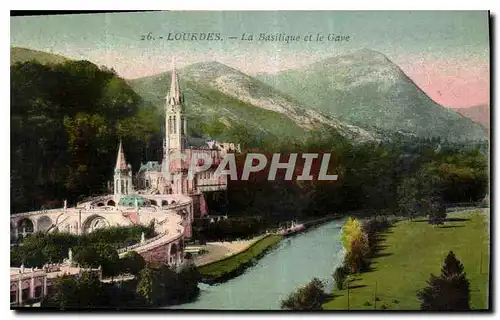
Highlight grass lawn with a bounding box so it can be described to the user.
[198,234,282,279]
[323,209,490,310]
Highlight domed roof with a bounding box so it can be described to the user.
[118,195,149,207]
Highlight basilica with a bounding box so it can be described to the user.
[10,61,240,266]
[116,60,240,214]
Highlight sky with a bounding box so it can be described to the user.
[11,11,490,108]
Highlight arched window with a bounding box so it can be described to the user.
[173,116,177,134]
[181,116,185,135]
[169,116,173,134]
[126,180,129,194]
[121,180,124,194]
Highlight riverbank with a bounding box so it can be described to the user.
[197,234,282,284]
[193,235,267,267]
[171,219,345,310]
[323,209,490,310]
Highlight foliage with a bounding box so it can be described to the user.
[74,243,119,277]
[281,278,326,310]
[198,235,281,280]
[42,271,149,309]
[120,251,146,276]
[344,235,370,274]
[11,60,163,213]
[136,263,201,307]
[136,265,162,305]
[362,216,391,255]
[42,271,106,308]
[341,217,362,253]
[11,224,154,271]
[417,251,470,310]
[224,137,487,231]
[333,265,350,290]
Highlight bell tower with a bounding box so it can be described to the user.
[114,140,133,199]
[163,58,188,179]
[165,58,186,154]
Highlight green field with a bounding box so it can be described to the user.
[198,234,282,280]
[323,209,490,310]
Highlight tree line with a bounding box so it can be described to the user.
[11,60,164,213]
[225,133,488,226]
[40,261,201,309]
[11,224,155,277]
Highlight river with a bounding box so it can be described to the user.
[170,218,346,310]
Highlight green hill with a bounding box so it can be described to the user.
[11,47,68,65]
[128,71,307,149]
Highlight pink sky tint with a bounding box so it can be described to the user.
[395,56,490,109]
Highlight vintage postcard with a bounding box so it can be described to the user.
[10,11,490,311]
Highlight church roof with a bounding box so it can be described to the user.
[118,195,149,207]
[166,58,182,105]
[115,140,127,170]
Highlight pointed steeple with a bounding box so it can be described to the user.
[115,140,127,170]
[167,57,182,105]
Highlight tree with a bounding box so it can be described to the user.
[333,265,350,290]
[417,251,470,310]
[397,170,446,222]
[42,271,105,308]
[74,244,119,277]
[341,217,362,253]
[344,235,370,273]
[426,196,447,226]
[281,278,325,310]
[120,251,146,276]
[136,265,162,305]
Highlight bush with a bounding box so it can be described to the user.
[120,251,146,276]
[344,235,370,273]
[417,251,470,310]
[11,225,156,269]
[333,264,349,290]
[281,278,325,310]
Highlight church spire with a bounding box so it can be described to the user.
[167,57,182,105]
[115,140,127,170]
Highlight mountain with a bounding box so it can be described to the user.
[128,61,376,145]
[456,104,490,130]
[258,49,488,142]
[11,47,68,65]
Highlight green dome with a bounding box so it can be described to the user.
[118,195,149,207]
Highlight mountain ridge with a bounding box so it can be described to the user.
[456,104,490,131]
[257,49,488,142]
[128,61,378,144]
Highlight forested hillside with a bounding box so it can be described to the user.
[11,60,163,212]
